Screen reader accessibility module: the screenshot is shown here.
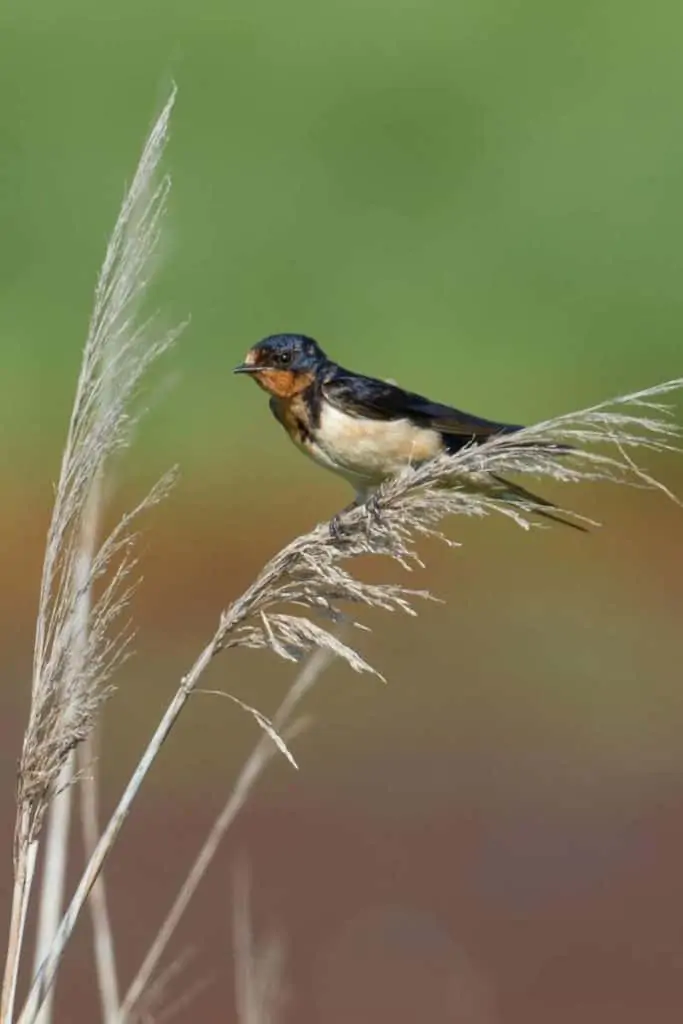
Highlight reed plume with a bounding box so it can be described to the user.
[2,85,181,1024]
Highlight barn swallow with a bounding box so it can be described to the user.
[234,333,584,534]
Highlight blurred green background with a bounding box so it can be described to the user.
[1,1,683,1021]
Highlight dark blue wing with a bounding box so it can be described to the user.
[321,368,585,530]
[322,370,522,448]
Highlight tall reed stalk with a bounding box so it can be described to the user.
[1,85,181,1023]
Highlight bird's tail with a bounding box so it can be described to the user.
[440,425,585,530]
[489,474,588,532]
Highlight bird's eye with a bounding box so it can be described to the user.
[277,351,292,366]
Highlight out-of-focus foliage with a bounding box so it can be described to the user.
[1,0,682,477]
[2,7,683,1022]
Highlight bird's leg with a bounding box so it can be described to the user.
[329,486,382,541]
[329,498,360,541]
[364,492,383,526]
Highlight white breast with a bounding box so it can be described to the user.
[303,403,442,486]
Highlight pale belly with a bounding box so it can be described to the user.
[297,403,443,487]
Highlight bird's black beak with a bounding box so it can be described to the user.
[233,362,260,374]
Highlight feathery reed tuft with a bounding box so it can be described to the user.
[2,85,182,1024]
[21,86,181,844]
[211,379,682,672]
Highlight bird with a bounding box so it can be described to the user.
[233,333,584,535]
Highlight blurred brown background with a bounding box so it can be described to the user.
[2,0,683,1020]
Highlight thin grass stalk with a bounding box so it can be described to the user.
[79,731,120,1022]
[1,814,37,1023]
[118,646,334,1020]
[233,865,285,1024]
[16,636,219,1024]
[32,475,102,1024]
[30,755,75,1024]
[20,626,321,1023]
[126,951,199,1024]
[142,974,213,1024]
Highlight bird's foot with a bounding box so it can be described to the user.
[365,493,383,526]
[329,494,382,542]
[329,513,345,543]
[329,499,360,542]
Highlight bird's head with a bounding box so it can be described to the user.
[234,333,328,398]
